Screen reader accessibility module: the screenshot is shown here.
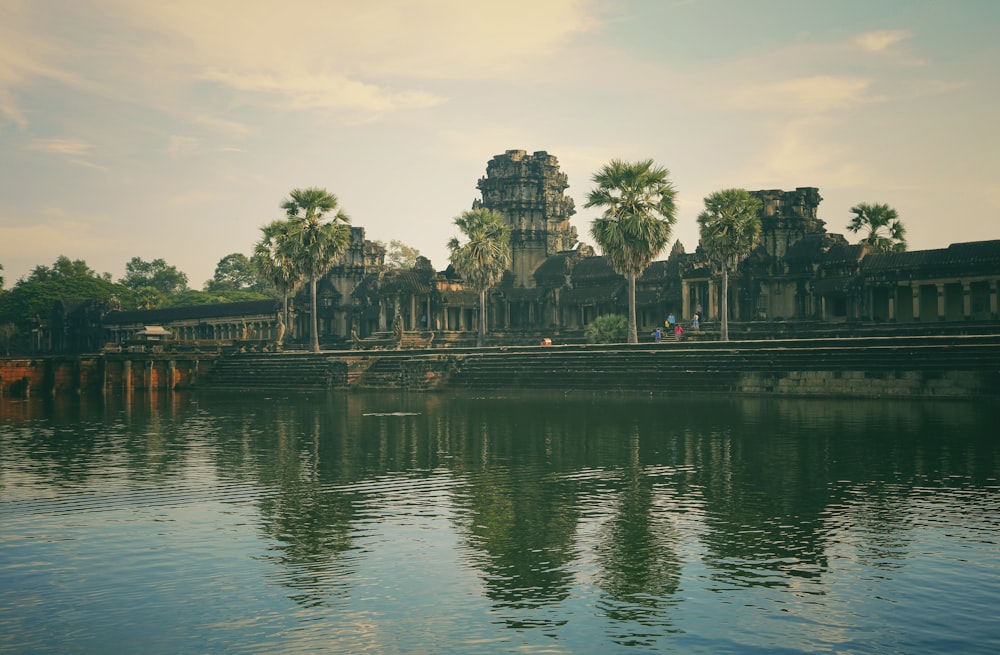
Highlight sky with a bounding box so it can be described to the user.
[1,0,998,289]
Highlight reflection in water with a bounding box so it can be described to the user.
[1,390,998,654]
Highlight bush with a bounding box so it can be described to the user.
[584,314,627,344]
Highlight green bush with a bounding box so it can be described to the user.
[584,314,627,344]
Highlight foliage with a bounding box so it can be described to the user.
[585,159,677,344]
[847,202,906,253]
[165,289,270,307]
[119,257,189,298]
[280,187,351,352]
[0,256,128,353]
[447,208,511,347]
[697,188,763,341]
[204,253,262,292]
[378,239,421,269]
[585,314,627,344]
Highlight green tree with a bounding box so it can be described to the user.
[447,208,512,347]
[205,253,260,292]
[280,187,351,353]
[584,314,627,344]
[847,202,906,253]
[697,188,763,341]
[119,257,188,299]
[254,220,303,344]
[378,239,421,269]
[0,257,126,353]
[585,159,677,344]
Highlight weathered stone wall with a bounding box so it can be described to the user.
[1,355,208,396]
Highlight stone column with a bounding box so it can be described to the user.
[963,282,973,319]
[991,280,999,317]
[681,280,690,319]
[937,283,946,320]
[888,293,895,321]
[708,280,717,320]
[912,284,921,321]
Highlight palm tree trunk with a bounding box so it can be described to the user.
[478,289,487,347]
[627,272,638,344]
[720,262,729,342]
[309,275,320,353]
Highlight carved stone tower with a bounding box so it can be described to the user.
[475,150,577,288]
[750,187,826,260]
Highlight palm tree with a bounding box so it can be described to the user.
[585,159,677,344]
[447,208,512,347]
[280,187,351,353]
[253,220,304,346]
[847,202,906,253]
[697,188,763,341]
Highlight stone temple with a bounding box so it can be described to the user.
[34,150,1000,352]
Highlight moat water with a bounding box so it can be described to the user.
[1,390,998,654]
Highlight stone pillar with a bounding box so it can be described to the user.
[963,282,973,319]
[912,285,921,321]
[681,281,690,319]
[888,294,895,321]
[937,283,946,320]
[168,360,177,390]
[991,280,999,317]
[708,280,717,320]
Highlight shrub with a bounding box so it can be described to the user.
[584,314,627,344]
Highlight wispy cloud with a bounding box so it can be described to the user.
[26,137,93,156]
[728,75,876,113]
[853,29,912,54]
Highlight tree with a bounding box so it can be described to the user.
[205,253,260,292]
[378,239,421,269]
[254,221,303,345]
[119,257,188,298]
[697,189,763,341]
[447,208,511,347]
[847,202,906,253]
[585,159,677,344]
[584,314,627,344]
[280,187,351,353]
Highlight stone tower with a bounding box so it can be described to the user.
[475,150,577,288]
[750,187,826,260]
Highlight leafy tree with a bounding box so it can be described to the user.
[253,221,303,345]
[447,208,512,347]
[204,253,260,292]
[585,159,677,344]
[280,187,351,353]
[847,202,906,253]
[0,256,126,353]
[119,257,188,297]
[165,289,269,307]
[1,263,5,290]
[697,189,763,341]
[0,322,17,355]
[585,314,627,344]
[378,239,421,269]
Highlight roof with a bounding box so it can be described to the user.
[561,282,623,304]
[860,240,1000,279]
[104,299,280,324]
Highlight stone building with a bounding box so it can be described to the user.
[31,150,1000,353]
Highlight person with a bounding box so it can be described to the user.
[653,328,662,343]
[674,324,684,341]
[540,337,552,346]
[691,312,700,332]
[667,312,676,332]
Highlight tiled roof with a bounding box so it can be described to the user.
[104,299,280,324]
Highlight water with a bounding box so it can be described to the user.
[1,390,998,654]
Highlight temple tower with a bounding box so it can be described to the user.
[475,150,577,288]
[750,187,826,260]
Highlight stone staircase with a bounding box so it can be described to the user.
[197,353,347,391]
[443,335,1000,397]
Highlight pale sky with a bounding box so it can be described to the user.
[1,0,998,289]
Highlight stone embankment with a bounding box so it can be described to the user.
[193,335,1000,399]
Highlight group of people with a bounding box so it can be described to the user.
[653,309,701,343]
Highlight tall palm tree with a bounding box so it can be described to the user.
[447,208,511,347]
[697,188,763,341]
[847,202,906,253]
[253,219,304,346]
[585,159,677,344]
[281,187,351,353]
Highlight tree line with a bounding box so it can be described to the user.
[0,160,906,354]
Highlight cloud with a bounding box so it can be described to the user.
[728,75,875,114]
[26,137,93,156]
[167,135,202,157]
[98,0,600,115]
[743,117,866,190]
[852,29,912,54]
